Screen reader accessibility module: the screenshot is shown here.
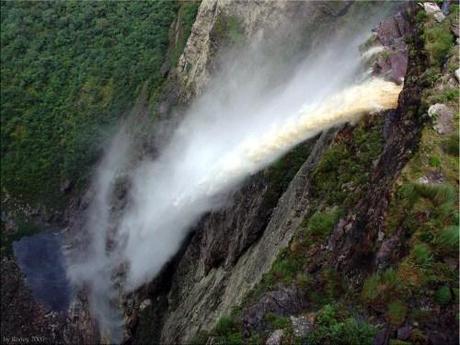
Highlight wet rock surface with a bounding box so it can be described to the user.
[371,8,411,83]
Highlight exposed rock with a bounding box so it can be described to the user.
[451,23,459,38]
[243,287,308,332]
[428,103,454,134]
[372,9,410,83]
[417,171,444,185]
[373,326,391,345]
[422,2,446,22]
[60,180,73,194]
[375,231,401,268]
[139,299,151,311]
[429,331,451,345]
[290,315,312,338]
[328,3,430,274]
[455,68,460,82]
[266,329,283,345]
[397,325,412,340]
[158,128,337,344]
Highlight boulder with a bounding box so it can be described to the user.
[266,329,283,345]
[139,299,152,311]
[451,24,459,38]
[290,315,312,338]
[372,12,409,83]
[423,2,446,22]
[397,325,412,340]
[243,287,308,331]
[428,103,454,134]
[455,68,460,83]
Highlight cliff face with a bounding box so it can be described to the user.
[2,1,457,344]
[130,2,459,345]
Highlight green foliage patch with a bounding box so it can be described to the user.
[305,304,377,345]
[304,207,344,238]
[1,1,178,207]
[424,24,454,66]
[311,118,384,207]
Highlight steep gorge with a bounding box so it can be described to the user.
[1,1,458,345]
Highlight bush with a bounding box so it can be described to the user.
[272,258,300,282]
[424,24,454,66]
[434,285,452,305]
[265,313,290,329]
[443,134,459,156]
[362,274,380,303]
[411,243,433,267]
[436,225,459,253]
[306,207,343,238]
[414,183,456,207]
[429,155,441,168]
[306,305,376,345]
[215,316,238,336]
[214,316,243,345]
[361,268,402,304]
[387,300,407,326]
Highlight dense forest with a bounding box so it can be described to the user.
[1,1,197,208]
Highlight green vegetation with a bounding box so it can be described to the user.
[311,118,384,207]
[304,207,344,238]
[261,141,314,211]
[361,268,402,305]
[265,313,290,329]
[1,1,180,208]
[0,219,40,256]
[420,2,456,67]
[423,25,455,66]
[387,300,407,326]
[434,285,452,305]
[305,304,377,345]
[190,315,243,345]
[411,243,433,267]
[376,8,460,324]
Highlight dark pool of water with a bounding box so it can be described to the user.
[13,232,72,312]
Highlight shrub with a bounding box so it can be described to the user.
[214,316,243,345]
[265,313,290,329]
[429,155,441,168]
[272,258,300,282]
[387,300,407,326]
[411,243,433,267]
[307,305,376,345]
[424,24,454,66]
[215,316,238,336]
[362,274,381,303]
[443,134,459,156]
[361,268,402,304]
[434,285,452,305]
[414,183,456,207]
[306,208,343,238]
[436,225,459,253]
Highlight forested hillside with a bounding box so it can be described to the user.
[1,1,181,208]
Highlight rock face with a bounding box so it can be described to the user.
[422,2,446,23]
[428,103,455,134]
[130,2,418,345]
[158,130,336,344]
[243,287,309,332]
[370,9,411,83]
